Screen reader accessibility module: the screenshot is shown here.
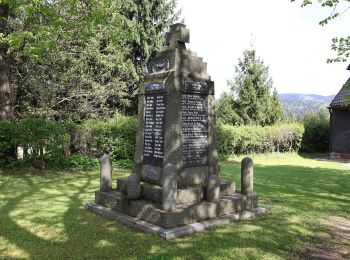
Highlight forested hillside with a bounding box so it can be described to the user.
[279,93,335,117]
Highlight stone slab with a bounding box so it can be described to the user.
[85,201,268,240]
[118,180,204,205]
[95,190,128,213]
[220,180,235,196]
[127,200,218,229]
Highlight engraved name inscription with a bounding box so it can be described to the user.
[143,93,166,167]
[182,94,209,167]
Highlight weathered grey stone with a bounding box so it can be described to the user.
[99,155,112,192]
[127,200,218,229]
[241,157,254,195]
[95,190,128,213]
[127,173,140,199]
[220,180,235,196]
[162,163,177,212]
[206,174,220,202]
[176,186,203,204]
[116,178,128,194]
[218,194,243,216]
[242,194,259,210]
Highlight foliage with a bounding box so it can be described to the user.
[69,115,138,162]
[217,123,305,155]
[292,0,350,63]
[66,155,99,170]
[0,118,69,168]
[216,92,242,125]
[300,110,330,153]
[1,0,178,121]
[226,49,284,126]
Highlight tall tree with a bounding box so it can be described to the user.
[3,0,178,121]
[292,0,350,63]
[0,3,13,121]
[227,49,283,126]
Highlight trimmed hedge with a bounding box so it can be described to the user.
[1,114,329,169]
[68,115,137,163]
[217,123,305,155]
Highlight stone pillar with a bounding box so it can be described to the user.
[241,157,253,195]
[100,155,112,192]
[127,172,140,199]
[162,163,177,212]
[206,174,220,202]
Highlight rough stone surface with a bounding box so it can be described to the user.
[99,155,112,192]
[95,190,128,213]
[218,194,243,216]
[206,174,220,202]
[128,200,218,229]
[220,180,235,196]
[117,178,128,194]
[162,164,177,212]
[241,157,254,195]
[127,173,140,199]
[85,201,268,239]
[242,194,259,210]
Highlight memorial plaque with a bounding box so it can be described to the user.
[182,94,209,167]
[146,82,165,91]
[143,93,167,167]
[184,80,208,93]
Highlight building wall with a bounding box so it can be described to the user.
[330,109,350,154]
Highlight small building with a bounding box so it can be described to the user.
[329,64,350,159]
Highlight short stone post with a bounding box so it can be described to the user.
[206,174,220,202]
[162,163,177,212]
[100,155,112,192]
[241,157,253,195]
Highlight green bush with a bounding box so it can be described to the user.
[68,115,137,162]
[0,118,69,168]
[300,112,329,153]
[217,123,305,155]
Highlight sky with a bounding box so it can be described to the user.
[176,0,350,98]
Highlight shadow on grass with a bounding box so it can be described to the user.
[0,162,349,258]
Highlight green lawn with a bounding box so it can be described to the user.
[0,154,349,259]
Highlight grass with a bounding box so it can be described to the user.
[0,153,349,259]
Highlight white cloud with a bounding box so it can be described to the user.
[176,0,350,97]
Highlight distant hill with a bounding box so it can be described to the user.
[279,93,336,117]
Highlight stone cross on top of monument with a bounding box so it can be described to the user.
[166,23,190,49]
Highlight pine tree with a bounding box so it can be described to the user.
[228,49,283,126]
[216,92,242,125]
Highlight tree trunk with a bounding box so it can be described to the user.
[0,3,14,121]
[0,4,16,161]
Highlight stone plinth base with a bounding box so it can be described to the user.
[84,201,268,240]
[94,188,259,229]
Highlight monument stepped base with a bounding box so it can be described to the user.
[85,201,267,240]
[94,179,260,229]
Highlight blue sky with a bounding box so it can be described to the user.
[177,0,350,98]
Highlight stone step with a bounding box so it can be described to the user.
[220,180,235,196]
[218,193,259,216]
[128,200,218,229]
[117,178,236,202]
[95,190,128,213]
[141,183,204,205]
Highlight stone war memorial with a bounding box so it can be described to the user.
[86,24,267,239]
